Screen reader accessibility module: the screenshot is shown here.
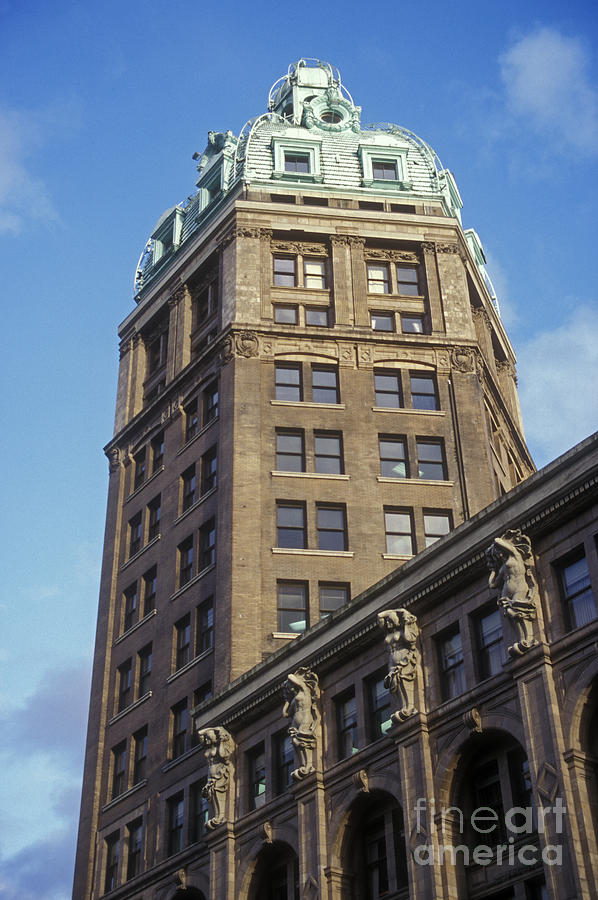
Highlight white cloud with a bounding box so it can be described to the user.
[0,107,58,234]
[499,27,598,155]
[516,304,598,467]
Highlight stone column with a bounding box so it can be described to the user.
[258,228,274,320]
[471,306,495,375]
[421,242,445,334]
[125,333,145,423]
[348,235,368,326]
[563,749,598,899]
[167,282,191,376]
[329,234,353,325]
[295,774,328,900]
[435,243,475,340]
[207,824,236,900]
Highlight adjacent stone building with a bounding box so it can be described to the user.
[73,61,597,900]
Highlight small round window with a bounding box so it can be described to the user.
[320,109,343,124]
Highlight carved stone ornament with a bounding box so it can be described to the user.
[107,448,120,472]
[174,869,187,888]
[235,331,259,358]
[451,346,477,374]
[377,608,421,723]
[421,241,436,254]
[471,305,491,328]
[436,242,461,256]
[497,359,517,382]
[364,248,419,264]
[195,727,234,829]
[486,529,539,657]
[119,336,133,359]
[260,821,273,844]
[271,239,327,257]
[282,667,320,781]
[353,769,369,793]
[463,707,483,734]
[329,234,352,247]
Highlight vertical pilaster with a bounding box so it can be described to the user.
[127,333,145,422]
[208,824,236,900]
[422,242,445,334]
[295,774,328,900]
[563,749,598,899]
[471,306,496,375]
[167,282,191,377]
[348,235,368,326]
[259,228,274,320]
[435,243,475,340]
[329,235,353,325]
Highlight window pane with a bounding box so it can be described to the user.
[276,432,304,471]
[367,264,390,293]
[305,307,328,326]
[379,438,407,479]
[275,364,301,401]
[374,372,401,408]
[411,374,438,410]
[274,305,298,324]
[424,512,451,546]
[385,510,413,555]
[314,433,342,474]
[304,259,326,289]
[372,160,397,180]
[371,312,394,331]
[320,584,348,617]
[273,256,296,286]
[312,367,339,403]
[397,266,419,295]
[277,504,305,548]
[285,153,310,173]
[402,315,424,333]
[417,441,446,480]
[561,554,596,629]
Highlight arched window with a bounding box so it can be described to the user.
[343,792,408,899]
[248,841,299,900]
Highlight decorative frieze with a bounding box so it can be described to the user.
[486,529,539,657]
[282,667,320,781]
[195,727,235,829]
[377,608,422,723]
[364,248,419,264]
[271,239,327,257]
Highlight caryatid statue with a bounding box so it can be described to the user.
[486,528,538,657]
[282,667,320,781]
[195,727,234,829]
[377,608,421,724]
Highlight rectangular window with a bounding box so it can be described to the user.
[181,465,196,512]
[372,160,398,181]
[172,700,188,759]
[367,673,392,740]
[133,448,146,491]
[304,258,326,289]
[401,314,424,333]
[396,265,419,296]
[305,306,329,326]
[314,431,343,474]
[384,509,414,556]
[312,365,339,403]
[367,263,390,294]
[117,659,132,712]
[203,380,219,423]
[248,744,266,810]
[275,363,302,401]
[185,398,199,442]
[379,437,408,479]
[151,432,164,472]
[276,430,305,472]
[199,517,216,570]
[147,495,161,541]
[559,551,596,629]
[167,792,185,856]
[277,581,308,633]
[197,598,214,653]
[284,152,310,173]
[138,644,152,698]
[142,566,157,615]
[133,726,148,784]
[175,614,191,670]
[438,627,466,700]
[417,440,447,480]
[424,511,452,547]
[374,371,402,408]
[371,312,394,331]
[189,779,209,843]
[317,505,347,551]
[200,445,218,494]
[128,512,142,558]
[104,832,120,894]
[178,536,194,587]
[126,818,143,881]
[274,730,294,794]
[319,583,349,618]
[474,607,504,680]
[147,328,168,374]
[112,741,127,798]
[336,690,358,759]
[123,584,138,633]
[410,372,439,410]
[276,503,306,549]
[273,304,298,324]
[195,278,218,327]
[273,256,297,286]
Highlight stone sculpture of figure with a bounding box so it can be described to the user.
[195,727,234,829]
[377,609,421,724]
[282,667,320,780]
[486,528,538,657]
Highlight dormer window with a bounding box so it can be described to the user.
[372,160,398,181]
[284,152,310,174]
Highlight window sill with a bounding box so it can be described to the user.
[272,548,354,558]
[161,744,201,774]
[272,171,323,184]
[114,609,157,645]
[166,647,214,684]
[377,476,454,487]
[272,632,301,640]
[170,563,216,602]
[101,779,148,813]
[177,415,218,456]
[382,553,413,561]
[271,400,345,410]
[174,486,217,524]
[121,535,161,571]
[271,471,349,481]
[372,407,445,416]
[108,691,152,726]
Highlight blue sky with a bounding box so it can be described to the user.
[0,1,596,897]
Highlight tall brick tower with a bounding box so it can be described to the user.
[73,60,534,899]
